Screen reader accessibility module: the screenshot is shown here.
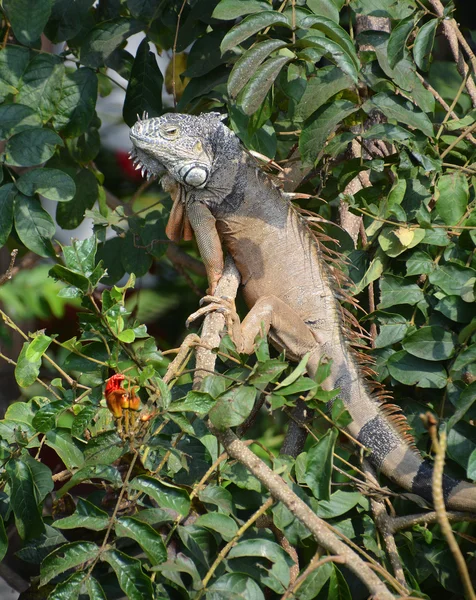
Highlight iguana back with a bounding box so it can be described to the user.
[130,112,476,513]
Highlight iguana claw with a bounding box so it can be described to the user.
[186,296,237,329]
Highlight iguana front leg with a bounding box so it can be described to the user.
[188,293,322,374]
[186,199,224,294]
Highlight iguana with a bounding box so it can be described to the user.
[129,111,476,513]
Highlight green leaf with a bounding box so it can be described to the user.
[52,67,98,137]
[403,326,456,361]
[220,11,291,54]
[6,458,44,540]
[102,549,154,600]
[328,564,352,600]
[14,193,55,257]
[301,15,360,72]
[448,383,476,430]
[5,127,63,167]
[363,92,434,138]
[17,53,64,122]
[195,513,238,541]
[378,275,424,309]
[117,328,136,343]
[305,428,338,501]
[32,399,70,433]
[56,464,122,498]
[239,55,291,115]
[48,572,83,600]
[40,541,99,586]
[406,250,435,276]
[295,66,353,121]
[16,168,76,202]
[56,168,99,230]
[116,516,167,564]
[0,516,8,562]
[209,385,256,429]
[71,405,97,438]
[0,183,15,247]
[307,0,340,21]
[0,104,42,138]
[299,100,358,165]
[296,560,333,600]
[277,353,312,388]
[2,0,52,46]
[16,524,66,564]
[0,45,30,97]
[80,18,142,68]
[63,235,97,273]
[387,351,447,388]
[413,18,438,72]
[85,577,107,600]
[213,0,271,19]
[387,16,415,68]
[352,248,387,295]
[45,0,95,43]
[169,391,215,416]
[228,538,293,593]
[228,39,287,99]
[22,454,53,502]
[123,37,163,127]
[316,490,363,518]
[130,476,191,516]
[429,264,476,298]
[121,230,153,276]
[378,226,425,257]
[45,430,84,469]
[249,359,288,386]
[275,376,317,396]
[15,341,41,387]
[54,497,109,531]
[298,36,358,83]
[375,313,409,348]
[198,484,233,514]
[435,296,475,323]
[49,265,90,292]
[436,172,469,225]
[26,334,52,361]
[207,573,265,600]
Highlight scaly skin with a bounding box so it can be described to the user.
[130,112,476,512]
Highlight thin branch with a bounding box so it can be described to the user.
[427,0,476,106]
[197,497,275,598]
[427,414,476,600]
[281,554,345,600]
[0,249,18,286]
[364,461,409,591]
[171,0,187,109]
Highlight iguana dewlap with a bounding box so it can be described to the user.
[130,112,476,512]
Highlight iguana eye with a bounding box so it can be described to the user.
[162,126,178,137]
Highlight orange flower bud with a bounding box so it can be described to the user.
[128,386,141,411]
[106,389,128,418]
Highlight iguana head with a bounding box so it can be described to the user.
[129,112,226,188]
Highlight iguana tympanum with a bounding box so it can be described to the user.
[130,111,476,512]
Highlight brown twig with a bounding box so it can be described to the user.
[197,497,275,598]
[280,554,345,600]
[427,414,476,600]
[364,461,409,591]
[0,249,18,286]
[171,0,187,109]
[427,0,476,107]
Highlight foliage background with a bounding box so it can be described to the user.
[0,0,476,598]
